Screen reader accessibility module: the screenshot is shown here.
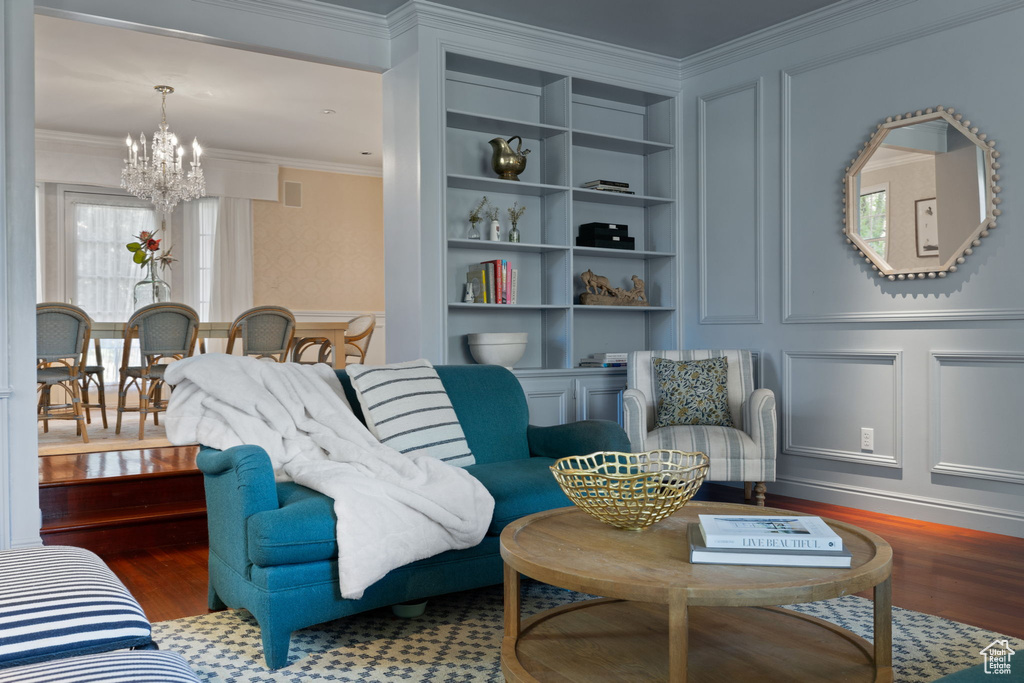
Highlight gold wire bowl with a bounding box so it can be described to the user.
[550,450,709,531]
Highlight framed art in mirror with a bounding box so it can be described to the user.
[842,106,1001,281]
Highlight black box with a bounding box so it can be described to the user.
[579,222,629,239]
[576,235,635,250]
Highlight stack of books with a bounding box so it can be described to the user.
[579,352,628,368]
[466,260,518,304]
[575,222,635,250]
[689,514,852,568]
[581,179,636,195]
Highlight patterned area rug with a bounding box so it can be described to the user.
[152,580,1014,682]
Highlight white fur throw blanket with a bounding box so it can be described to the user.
[163,354,494,599]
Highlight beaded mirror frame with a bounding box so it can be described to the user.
[842,106,1001,281]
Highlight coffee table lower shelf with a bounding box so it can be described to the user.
[501,597,892,683]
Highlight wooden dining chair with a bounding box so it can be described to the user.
[80,338,108,429]
[225,306,296,362]
[342,313,376,365]
[116,303,200,439]
[291,336,335,365]
[36,303,93,443]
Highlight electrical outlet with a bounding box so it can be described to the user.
[860,427,874,451]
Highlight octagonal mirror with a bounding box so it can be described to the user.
[843,106,1001,280]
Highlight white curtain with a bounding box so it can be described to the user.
[180,197,220,320]
[209,197,254,322]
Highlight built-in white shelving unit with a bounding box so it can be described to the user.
[443,52,677,370]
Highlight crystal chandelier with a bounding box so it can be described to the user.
[121,85,205,215]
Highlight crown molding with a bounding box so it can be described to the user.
[192,0,389,40]
[679,0,918,79]
[34,129,381,177]
[389,0,679,91]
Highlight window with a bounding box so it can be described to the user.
[66,192,158,321]
[858,183,889,261]
[63,191,158,372]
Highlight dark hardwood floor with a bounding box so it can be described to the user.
[47,449,1024,638]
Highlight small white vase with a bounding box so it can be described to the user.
[489,219,501,241]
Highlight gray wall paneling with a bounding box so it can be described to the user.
[683,0,1024,536]
[1,1,39,549]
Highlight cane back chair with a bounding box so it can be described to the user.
[116,303,200,439]
[225,306,296,362]
[36,303,93,443]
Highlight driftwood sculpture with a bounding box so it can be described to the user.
[579,270,649,306]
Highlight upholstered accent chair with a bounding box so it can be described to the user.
[36,303,93,443]
[342,313,376,364]
[116,303,200,439]
[623,349,776,505]
[226,306,296,362]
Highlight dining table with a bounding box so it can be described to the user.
[90,320,350,369]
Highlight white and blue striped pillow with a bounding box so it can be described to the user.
[0,546,153,669]
[0,650,200,682]
[347,359,475,467]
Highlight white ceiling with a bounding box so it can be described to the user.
[35,15,384,171]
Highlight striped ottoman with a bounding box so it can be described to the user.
[0,650,200,682]
[0,546,153,668]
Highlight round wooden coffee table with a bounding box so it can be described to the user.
[499,501,893,682]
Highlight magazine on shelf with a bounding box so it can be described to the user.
[688,525,852,568]
[582,179,629,188]
[698,514,843,551]
[590,352,628,361]
[586,184,636,194]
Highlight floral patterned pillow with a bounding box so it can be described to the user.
[653,356,734,428]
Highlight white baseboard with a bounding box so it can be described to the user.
[770,475,1024,538]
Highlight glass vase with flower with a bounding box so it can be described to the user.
[127,222,176,309]
[468,196,489,240]
[507,201,525,243]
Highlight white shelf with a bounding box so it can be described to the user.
[573,246,673,259]
[448,174,568,197]
[573,129,673,155]
[447,109,568,140]
[573,305,675,312]
[449,303,569,310]
[572,187,673,207]
[449,239,569,253]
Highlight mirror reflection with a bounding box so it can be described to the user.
[844,109,998,280]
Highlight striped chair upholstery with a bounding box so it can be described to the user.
[623,350,776,505]
[0,546,153,669]
[0,650,199,682]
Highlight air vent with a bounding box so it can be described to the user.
[283,181,302,208]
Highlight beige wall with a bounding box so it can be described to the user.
[253,167,384,311]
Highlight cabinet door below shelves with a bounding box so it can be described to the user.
[575,374,625,425]
[519,375,573,427]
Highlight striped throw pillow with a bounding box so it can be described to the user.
[0,650,200,682]
[0,546,153,669]
[347,359,475,467]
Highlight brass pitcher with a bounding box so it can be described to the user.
[488,136,531,181]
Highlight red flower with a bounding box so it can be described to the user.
[146,238,161,251]
[139,231,152,241]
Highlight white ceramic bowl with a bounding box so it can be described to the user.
[467,332,528,369]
